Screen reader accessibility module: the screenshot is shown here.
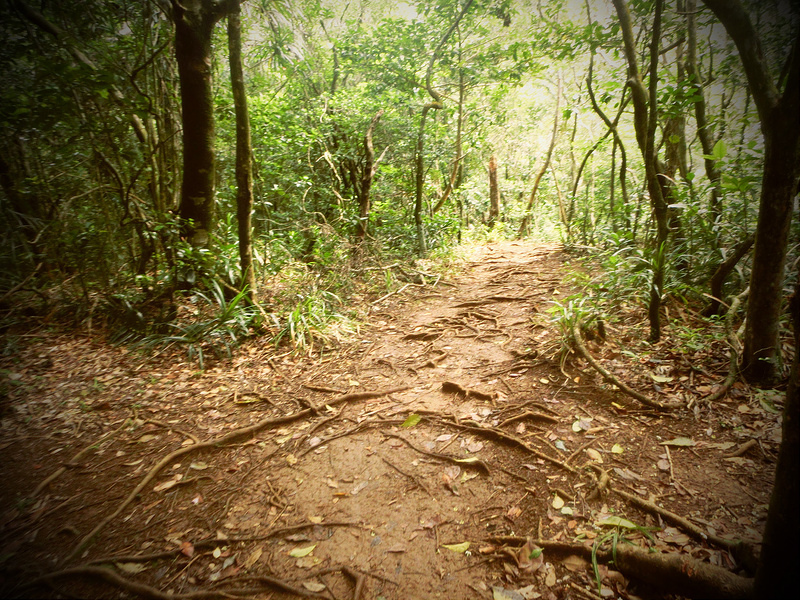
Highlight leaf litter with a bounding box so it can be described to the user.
[0,241,780,599]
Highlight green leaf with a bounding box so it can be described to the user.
[711,139,726,160]
[400,413,421,428]
[597,516,637,529]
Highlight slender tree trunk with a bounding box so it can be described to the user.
[686,0,722,227]
[518,75,561,238]
[488,155,500,229]
[172,0,233,248]
[355,110,384,242]
[414,0,473,256]
[612,0,670,342]
[702,0,800,383]
[227,2,256,303]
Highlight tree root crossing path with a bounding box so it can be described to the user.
[0,241,777,600]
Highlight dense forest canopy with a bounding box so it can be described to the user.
[0,0,798,372]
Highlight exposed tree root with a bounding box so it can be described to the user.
[381,455,433,496]
[497,410,559,428]
[489,537,754,600]
[705,287,748,403]
[62,387,409,565]
[428,414,576,474]
[32,417,131,497]
[570,321,681,410]
[381,431,491,474]
[441,380,494,401]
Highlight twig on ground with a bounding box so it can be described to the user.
[63,387,409,564]
[426,414,576,474]
[381,431,491,475]
[570,321,681,410]
[32,418,130,497]
[381,455,434,496]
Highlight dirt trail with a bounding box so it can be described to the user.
[0,241,778,599]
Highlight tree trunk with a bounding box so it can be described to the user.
[227,2,256,303]
[612,0,670,342]
[703,232,754,317]
[701,0,800,383]
[686,0,723,227]
[518,75,561,238]
[414,0,474,256]
[355,110,384,242]
[172,0,233,248]
[754,268,800,597]
[487,155,500,229]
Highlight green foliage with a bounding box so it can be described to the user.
[272,289,357,355]
[136,283,257,370]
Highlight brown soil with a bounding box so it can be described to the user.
[0,241,780,599]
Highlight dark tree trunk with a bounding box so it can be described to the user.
[355,110,384,243]
[613,0,670,342]
[487,155,500,229]
[702,0,800,383]
[754,272,800,597]
[172,0,234,248]
[703,232,754,317]
[227,2,256,303]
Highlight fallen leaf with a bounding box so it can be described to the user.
[307,515,323,524]
[611,443,624,454]
[435,434,454,442]
[507,505,522,519]
[442,541,470,553]
[136,434,158,443]
[401,413,421,428]
[115,562,147,574]
[552,494,565,510]
[243,547,262,569]
[153,474,182,492]
[286,454,298,465]
[189,461,208,470]
[289,544,316,558]
[562,554,588,572]
[650,374,673,383]
[326,478,339,488]
[302,581,326,593]
[660,437,695,447]
[350,481,368,495]
[586,448,603,462]
[465,440,484,453]
[493,586,525,600]
[180,541,194,557]
[597,516,638,529]
[657,459,670,471]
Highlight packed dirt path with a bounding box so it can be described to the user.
[0,241,778,599]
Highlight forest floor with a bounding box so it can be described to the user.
[0,240,782,600]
